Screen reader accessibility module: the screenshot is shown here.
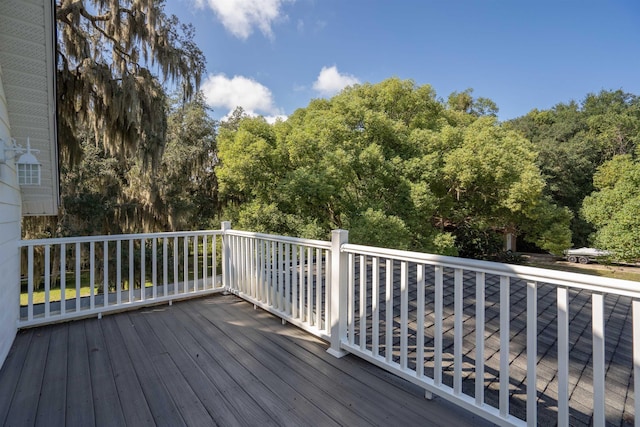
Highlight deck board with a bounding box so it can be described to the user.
[85,319,127,427]
[193,298,377,426]
[0,294,493,427]
[66,321,95,427]
[35,325,68,427]
[100,315,155,427]
[148,309,251,427]
[126,312,215,427]
[0,329,32,425]
[171,302,315,427]
[7,327,49,426]
[112,314,187,427]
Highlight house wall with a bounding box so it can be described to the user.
[0,66,21,367]
[0,0,59,216]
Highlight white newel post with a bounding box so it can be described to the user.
[221,221,232,291]
[327,229,349,358]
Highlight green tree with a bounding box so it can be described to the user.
[217,78,571,257]
[56,0,205,165]
[508,90,640,247]
[58,92,218,235]
[582,154,640,261]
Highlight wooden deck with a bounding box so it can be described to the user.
[0,294,492,427]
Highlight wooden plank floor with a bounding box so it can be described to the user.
[0,294,492,427]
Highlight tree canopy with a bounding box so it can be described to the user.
[59,92,218,235]
[217,78,572,257]
[582,153,640,261]
[56,0,205,165]
[508,90,640,247]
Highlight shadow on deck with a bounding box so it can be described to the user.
[0,294,492,427]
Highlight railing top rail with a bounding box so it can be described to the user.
[343,243,640,297]
[18,229,223,247]
[225,229,332,249]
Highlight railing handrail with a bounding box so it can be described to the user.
[225,229,331,249]
[343,243,640,297]
[18,229,223,247]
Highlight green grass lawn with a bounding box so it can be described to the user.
[21,286,92,306]
[20,281,155,306]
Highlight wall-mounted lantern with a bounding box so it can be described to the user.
[0,137,41,186]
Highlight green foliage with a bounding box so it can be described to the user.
[582,154,640,261]
[508,90,640,247]
[56,0,205,166]
[54,92,219,236]
[347,209,412,250]
[217,78,571,257]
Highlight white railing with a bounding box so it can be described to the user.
[18,230,224,327]
[17,224,640,426]
[223,226,332,340]
[332,241,640,427]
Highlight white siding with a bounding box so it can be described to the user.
[0,65,21,368]
[0,0,59,215]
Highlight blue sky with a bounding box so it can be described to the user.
[164,0,640,122]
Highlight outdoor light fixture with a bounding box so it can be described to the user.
[0,137,41,186]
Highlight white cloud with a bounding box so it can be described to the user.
[202,73,284,119]
[196,0,293,39]
[312,66,360,97]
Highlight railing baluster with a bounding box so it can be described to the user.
[203,235,208,290]
[152,238,157,298]
[372,257,380,358]
[251,238,257,298]
[400,261,408,370]
[44,244,50,318]
[257,240,264,302]
[499,276,510,418]
[271,241,277,306]
[90,241,95,309]
[416,264,425,377]
[129,239,134,303]
[116,240,122,305]
[162,238,168,297]
[315,248,322,329]
[385,259,393,364]
[193,235,198,292]
[60,243,66,315]
[434,265,443,386]
[291,245,300,319]
[526,281,538,427]
[285,243,291,315]
[212,234,217,288]
[454,268,463,395]
[237,236,243,294]
[104,240,109,308]
[557,286,569,427]
[324,248,331,334]
[307,247,312,324]
[264,240,269,302]
[28,245,34,321]
[359,254,366,351]
[348,253,355,346]
[76,242,81,311]
[592,293,605,427]
[173,237,179,296]
[475,271,485,406]
[183,236,188,294]
[140,238,146,301]
[298,245,304,318]
[278,241,284,310]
